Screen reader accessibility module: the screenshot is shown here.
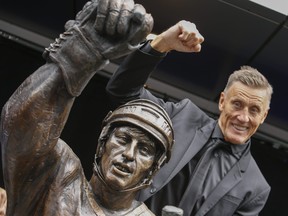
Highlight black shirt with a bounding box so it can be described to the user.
[145,123,249,215]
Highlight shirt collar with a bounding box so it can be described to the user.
[212,123,249,157]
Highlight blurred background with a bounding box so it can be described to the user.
[0,0,287,215]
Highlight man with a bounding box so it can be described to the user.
[106,21,272,215]
[0,0,175,215]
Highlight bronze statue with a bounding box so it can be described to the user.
[0,0,175,215]
[0,187,6,216]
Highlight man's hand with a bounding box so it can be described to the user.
[150,20,204,53]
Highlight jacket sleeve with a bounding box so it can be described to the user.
[106,41,166,108]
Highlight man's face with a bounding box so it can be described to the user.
[218,81,269,144]
[100,126,157,190]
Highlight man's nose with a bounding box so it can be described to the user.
[122,140,137,161]
[237,108,250,122]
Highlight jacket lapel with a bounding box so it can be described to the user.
[138,121,216,201]
[168,121,216,184]
[195,144,252,216]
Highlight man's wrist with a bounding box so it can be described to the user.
[139,40,167,57]
[150,35,171,53]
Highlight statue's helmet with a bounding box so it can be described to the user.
[94,99,174,191]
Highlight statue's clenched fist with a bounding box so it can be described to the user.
[43,0,153,96]
[59,0,154,60]
[95,0,153,44]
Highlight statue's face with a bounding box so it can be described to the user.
[100,126,156,190]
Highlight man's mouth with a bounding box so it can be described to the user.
[232,123,248,132]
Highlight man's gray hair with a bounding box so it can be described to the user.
[224,65,273,107]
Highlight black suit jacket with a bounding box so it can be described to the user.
[106,48,271,216]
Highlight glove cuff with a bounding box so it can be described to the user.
[43,26,109,97]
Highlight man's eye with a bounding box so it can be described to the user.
[250,107,260,114]
[233,101,241,109]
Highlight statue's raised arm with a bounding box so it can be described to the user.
[0,0,155,215]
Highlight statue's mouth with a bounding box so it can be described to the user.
[114,162,132,174]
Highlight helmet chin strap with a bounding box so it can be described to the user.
[93,156,153,193]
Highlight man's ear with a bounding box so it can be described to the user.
[218,92,225,111]
[260,109,269,124]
